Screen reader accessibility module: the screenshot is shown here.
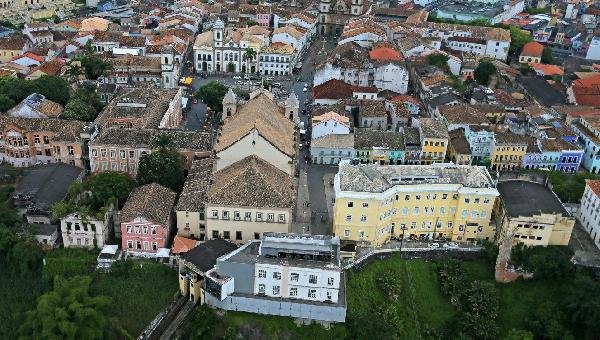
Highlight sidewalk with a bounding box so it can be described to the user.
[292,170,311,234]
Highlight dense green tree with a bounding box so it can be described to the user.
[504,329,534,340]
[0,94,15,111]
[528,301,574,339]
[565,276,600,338]
[136,137,185,191]
[19,275,111,339]
[0,225,44,274]
[194,80,228,113]
[87,172,133,210]
[462,281,499,339]
[541,47,554,64]
[0,77,36,104]
[61,98,97,121]
[427,53,449,69]
[474,61,497,86]
[548,171,597,203]
[189,305,220,339]
[511,245,574,280]
[438,258,467,307]
[33,75,70,105]
[506,26,533,55]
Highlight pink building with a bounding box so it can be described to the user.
[120,183,177,254]
[256,12,270,27]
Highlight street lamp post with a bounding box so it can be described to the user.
[399,225,406,258]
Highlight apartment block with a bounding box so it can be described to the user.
[333,160,499,246]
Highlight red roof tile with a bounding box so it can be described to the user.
[521,41,544,57]
[369,44,402,61]
[171,235,198,254]
[572,74,600,107]
[529,63,564,76]
[586,179,600,197]
[12,52,44,63]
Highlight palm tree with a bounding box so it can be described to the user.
[243,47,257,74]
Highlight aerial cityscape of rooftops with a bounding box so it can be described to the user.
[1,0,600,337]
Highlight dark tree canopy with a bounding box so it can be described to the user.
[20,275,111,339]
[194,80,228,113]
[87,172,134,210]
[33,75,70,105]
[61,85,104,122]
[474,61,497,86]
[136,138,185,191]
[541,47,554,64]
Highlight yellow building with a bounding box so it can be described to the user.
[495,180,574,247]
[417,118,448,165]
[0,35,29,63]
[333,160,500,246]
[175,158,214,240]
[490,130,528,171]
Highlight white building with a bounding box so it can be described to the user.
[272,26,308,57]
[311,134,355,165]
[580,180,600,250]
[60,208,113,249]
[204,233,346,323]
[259,42,295,76]
[311,110,351,139]
[586,36,600,61]
[193,19,269,74]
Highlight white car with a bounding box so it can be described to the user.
[235,80,244,85]
[302,87,308,92]
[444,242,459,248]
[304,83,309,87]
[428,243,440,249]
[267,76,275,81]
[244,75,251,80]
[233,75,242,80]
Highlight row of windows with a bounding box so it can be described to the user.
[257,284,332,300]
[211,230,255,241]
[91,148,145,159]
[259,56,290,62]
[210,210,286,223]
[257,270,335,285]
[346,195,491,207]
[125,225,157,235]
[343,222,484,238]
[127,240,158,251]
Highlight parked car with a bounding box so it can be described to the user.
[233,75,242,80]
[199,73,207,78]
[303,87,308,92]
[272,82,282,88]
[428,243,440,249]
[267,76,275,81]
[235,80,244,85]
[443,242,459,248]
[244,75,251,80]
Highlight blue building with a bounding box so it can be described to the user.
[571,117,600,174]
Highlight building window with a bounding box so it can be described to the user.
[223,231,230,239]
[344,229,350,237]
[346,215,352,222]
[362,202,369,208]
[245,212,251,220]
[309,275,317,284]
[258,269,266,278]
[151,226,156,235]
[290,287,298,297]
[234,211,240,220]
[254,232,260,239]
[272,285,280,295]
[126,225,132,233]
[256,212,263,221]
[290,273,299,281]
[347,201,354,207]
[127,240,133,249]
[273,272,281,280]
[211,210,218,218]
[278,214,285,223]
[327,277,334,286]
[308,289,317,298]
[236,231,242,240]
[212,230,219,239]
[267,213,274,221]
[222,211,229,220]
[143,226,148,234]
[360,215,367,222]
[359,230,365,238]
[258,284,265,294]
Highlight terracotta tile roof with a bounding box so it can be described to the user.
[354,128,404,149]
[391,94,420,106]
[273,26,305,40]
[369,43,403,62]
[540,138,580,152]
[262,42,295,55]
[318,42,369,70]
[313,79,377,100]
[358,99,387,117]
[494,130,529,145]
[530,63,564,76]
[312,133,354,149]
[121,183,176,224]
[176,158,214,211]
[312,110,350,126]
[439,104,489,125]
[171,235,198,254]
[0,116,85,142]
[0,35,28,50]
[208,155,294,208]
[521,41,544,57]
[571,74,600,107]
[11,51,44,63]
[216,91,295,157]
[586,179,600,197]
[449,128,471,154]
[418,118,448,139]
[95,87,180,129]
[93,128,212,151]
